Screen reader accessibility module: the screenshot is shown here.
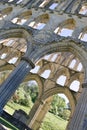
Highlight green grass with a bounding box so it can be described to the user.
[3,87,68,130]
[4,101,32,115]
[4,102,68,130]
[40,112,68,130]
[0,117,18,130]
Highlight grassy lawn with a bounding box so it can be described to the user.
[40,112,68,130]
[4,102,68,130]
[3,86,68,130]
[4,101,32,115]
[0,83,68,130]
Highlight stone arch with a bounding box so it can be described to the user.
[0,7,13,15]
[39,0,51,8]
[12,10,32,25]
[24,73,44,99]
[79,2,87,15]
[54,18,76,37]
[54,67,70,84]
[0,6,13,20]
[19,10,32,19]
[29,13,49,30]
[35,13,49,23]
[78,26,87,42]
[42,86,76,116]
[0,27,33,52]
[59,19,76,29]
[33,40,86,81]
[37,60,52,73]
[0,28,33,85]
[68,73,84,92]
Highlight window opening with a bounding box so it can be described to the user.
[79,5,87,15]
[1,53,7,59]
[49,3,58,10]
[56,75,66,86]
[77,63,83,71]
[39,0,50,8]
[70,80,80,92]
[41,70,51,79]
[30,66,40,73]
[8,57,18,64]
[69,59,76,69]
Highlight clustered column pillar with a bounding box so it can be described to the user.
[0,56,35,114]
[31,100,51,130]
[27,99,43,127]
[67,83,87,130]
[27,97,52,130]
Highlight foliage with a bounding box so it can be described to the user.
[18,94,33,107]
[19,98,30,106]
[59,109,71,120]
[23,81,38,103]
[50,95,66,115]
[11,93,19,103]
[6,82,69,130]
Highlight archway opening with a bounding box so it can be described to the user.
[40,93,70,130]
[2,50,84,130]
[79,3,87,15]
[28,51,84,130]
[54,19,76,37]
[4,80,39,122]
[28,14,49,30]
[0,37,27,85]
[11,10,32,25]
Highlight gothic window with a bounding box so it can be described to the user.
[55,27,73,37]
[70,80,80,92]
[17,0,23,4]
[41,70,51,79]
[54,19,75,37]
[44,54,51,60]
[5,40,15,46]
[0,7,12,20]
[12,10,32,25]
[79,4,87,15]
[12,17,27,25]
[69,59,76,69]
[8,0,14,2]
[49,3,58,10]
[77,63,83,71]
[8,57,18,64]
[39,0,51,8]
[29,14,49,30]
[0,53,7,59]
[56,75,66,86]
[30,66,40,74]
[51,54,58,62]
[78,32,87,42]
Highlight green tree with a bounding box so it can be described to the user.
[50,95,66,116]
[59,109,71,120]
[23,81,38,103]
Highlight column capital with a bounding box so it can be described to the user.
[21,56,35,68]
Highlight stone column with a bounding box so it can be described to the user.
[31,100,51,130]
[0,57,35,114]
[67,83,87,130]
[27,97,52,130]
[27,99,43,127]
